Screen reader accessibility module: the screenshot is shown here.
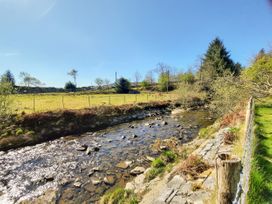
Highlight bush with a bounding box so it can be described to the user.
[151,158,165,168]
[64,81,76,92]
[0,81,13,116]
[100,187,138,204]
[145,167,165,181]
[223,127,239,144]
[115,78,131,93]
[178,155,209,178]
[161,150,177,163]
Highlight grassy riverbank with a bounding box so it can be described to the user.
[248,99,272,203]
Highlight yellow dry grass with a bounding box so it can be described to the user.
[11,93,177,114]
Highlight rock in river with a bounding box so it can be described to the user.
[103,175,116,185]
[130,167,145,175]
[116,161,133,169]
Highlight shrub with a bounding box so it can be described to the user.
[151,158,165,168]
[178,155,209,178]
[64,81,76,92]
[115,78,131,93]
[223,127,239,144]
[100,187,138,204]
[161,150,177,163]
[145,167,165,181]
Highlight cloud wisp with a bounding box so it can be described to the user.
[39,0,56,18]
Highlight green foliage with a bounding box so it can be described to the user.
[198,38,240,87]
[15,128,24,136]
[198,123,219,139]
[161,150,177,163]
[145,167,165,181]
[140,80,151,90]
[64,81,76,92]
[151,158,165,168]
[0,81,13,116]
[211,73,249,116]
[158,72,173,92]
[115,78,131,93]
[101,187,138,204]
[179,72,195,84]
[1,70,15,87]
[243,54,272,97]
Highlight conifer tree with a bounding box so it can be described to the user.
[199,38,239,81]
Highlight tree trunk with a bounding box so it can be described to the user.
[216,154,241,204]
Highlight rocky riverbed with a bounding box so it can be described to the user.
[0,109,213,204]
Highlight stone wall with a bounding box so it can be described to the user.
[233,97,255,204]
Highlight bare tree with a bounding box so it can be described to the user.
[145,70,154,85]
[68,69,78,86]
[95,78,104,89]
[104,79,111,91]
[134,71,142,88]
[19,72,43,87]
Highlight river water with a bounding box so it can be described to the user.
[0,109,213,204]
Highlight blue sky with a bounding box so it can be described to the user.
[0,0,272,87]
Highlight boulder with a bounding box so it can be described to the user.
[130,167,145,175]
[103,175,116,185]
[116,161,133,169]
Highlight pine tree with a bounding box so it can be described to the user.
[199,38,238,81]
[1,70,15,87]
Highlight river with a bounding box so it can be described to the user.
[0,109,213,204]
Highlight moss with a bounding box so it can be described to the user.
[151,158,165,168]
[161,150,177,163]
[145,167,165,181]
[15,128,24,136]
[100,187,138,204]
[198,124,218,139]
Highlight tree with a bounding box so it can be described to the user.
[0,81,13,116]
[211,73,249,116]
[199,38,240,82]
[64,81,76,92]
[115,77,131,93]
[68,69,78,86]
[242,54,272,97]
[134,71,142,87]
[179,71,195,84]
[145,71,154,86]
[19,72,42,87]
[1,70,15,87]
[141,80,151,90]
[95,78,104,89]
[104,79,111,91]
[158,71,173,92]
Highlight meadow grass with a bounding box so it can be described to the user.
[10,92,177,114]
[248,99,272,203]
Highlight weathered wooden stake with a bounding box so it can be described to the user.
[216,154,241,204]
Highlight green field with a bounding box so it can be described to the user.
[11,93,177,114]
[248,98,272,203]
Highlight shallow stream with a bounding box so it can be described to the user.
[0,109,213,204]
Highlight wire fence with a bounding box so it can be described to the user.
[11,93,178,114]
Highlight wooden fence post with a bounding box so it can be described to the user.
[216,154,241,204]
[33,95,36,112]
[62,95,64,109]
[88,96,91,107]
